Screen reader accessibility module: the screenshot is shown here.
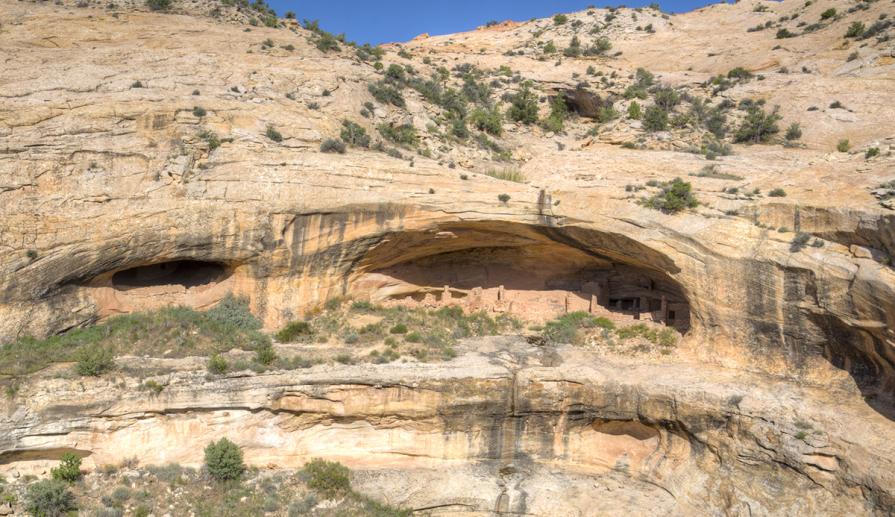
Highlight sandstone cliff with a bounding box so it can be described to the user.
[1,0,894,514]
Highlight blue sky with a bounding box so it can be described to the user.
[267,1,732,45]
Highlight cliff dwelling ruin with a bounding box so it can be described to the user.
[351,222,691,332]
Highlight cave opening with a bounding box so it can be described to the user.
[350,223,691,333]
[111,260,227,290]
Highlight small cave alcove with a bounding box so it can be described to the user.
[350,223,691,332]
[111,260,228,291]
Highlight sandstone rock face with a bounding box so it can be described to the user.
[1,0,894,514]
[3,339,893,515]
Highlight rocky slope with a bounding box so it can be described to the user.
[1,0,894,515]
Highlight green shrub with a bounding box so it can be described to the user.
[727,67,753,80]
[469,107,503,136]
[652,87,680,111]
[207,294,262,330]
[111,486,131,504]
[141,379,164,395]
[643,106,668,131]
[542,312,614,345]
[276,321,313,342]
[385,64,407,85]
[785,123,802,141]
[791,232,812,252]
[378,123,418,146]
[776,28,796,39]
[837,139,850,152]
[368,81,405,108]
[734,106,781,143]
[51,453,82,483]
[199,130,220,150]
[627,101,642,120]
[320,138,347,154]
[389,323,408,334]
[768,188,787,197]
[192,106,206,117]
[498,193,511,204]
[340,120,370,147]
[845,21,865,38]
[207,354,228,374]
[266,125,283,142]
[542,96,568,133]
[484,168,524,183]
[146,0,171,11]
[507,82,539,124]
[542,40,557,54]
[74,344,114,376]
[254,343,276,365]
[866,147,880,159]
[820,8,836,20]
[25,480,76,517]
[563,35,582,58]
[642,178,699,213]
[553,14,568,25]
[301,459,351,498]
[204,438,245,481]
[315,32,340,53]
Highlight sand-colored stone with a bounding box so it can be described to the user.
[1,0,894,514]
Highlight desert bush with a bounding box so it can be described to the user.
[652,86,680,111]
[75,344,114,376]
[837,139,850,152]
[51,453,82,483]
[207,354,228,374]
[642,178,699,213]
[542,96,568,133]
[141,379,164,395]
[820,8,836,20]
[643,106,668,131]
[340,120,370,147]
[776,28,796,39]
[301,459,351,498]
[25,480,76,517]
[146,0,171,11]
[207,294,262,330]
[768,188,787,197]
[320,138,347,154]
[469,107,503,136]
[542,312,614,345]
[791,232,812,252]
[389,323,408,334]
[315,32,340,53]
[199,130,220,150]
[727,67,753,80]
[627,101,642,119]
[265,125,283,142]
[866,147,880,159]
[553,14,568,25]
[484,168,525,183]
[192,106,207,117]
[276,321,313,342]
[845,21,865,38]
[785,123,802,141]
[368,81,405,108]
[507,82,539,124]
[498,193,511,204]
[377,123,418,146]
[254,343,276,365]
[734,106,781,143]
[204,438,245,481]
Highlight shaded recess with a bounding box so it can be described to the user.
[351,222,691,331]
[111,260,227,290]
